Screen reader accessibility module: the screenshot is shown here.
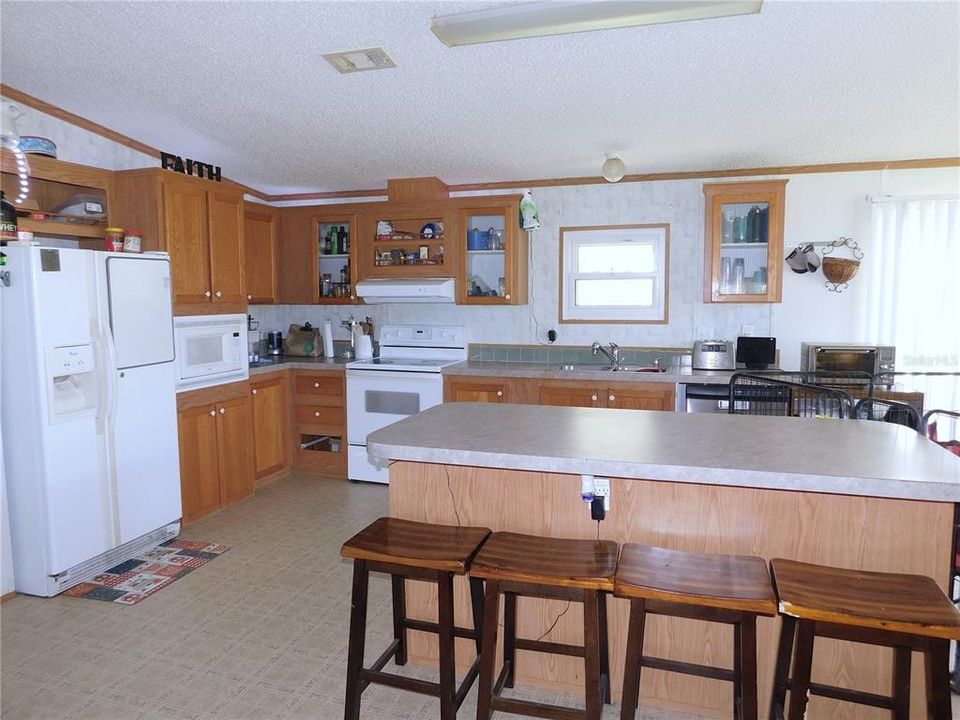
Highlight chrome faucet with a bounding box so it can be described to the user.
[592,341,621,370]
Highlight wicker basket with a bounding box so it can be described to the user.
[822,257,860,284]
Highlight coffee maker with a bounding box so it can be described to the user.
[267,331,283,356]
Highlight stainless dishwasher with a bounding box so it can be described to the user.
[678,383,730,413]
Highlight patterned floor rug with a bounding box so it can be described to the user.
[62,539,229,605]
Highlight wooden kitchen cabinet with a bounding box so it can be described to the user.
[293,370,347,477]
[177,404,222,524]
[459,197,529,304]
[276,207,357,305]
[703,179,788,304]
[249,373,289,480]
[112,169,246,315]
[244,204,278,304]
[537,379,675,411]
[605,384,676,411]
[176,381,254,523]
[444,377,513,403]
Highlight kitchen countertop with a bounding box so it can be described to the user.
[248,355,353,376]
[367,402,960,502]
[442,360,736,384]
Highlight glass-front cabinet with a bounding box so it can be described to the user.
[315,214,356,304]
[359,207,452,278]
[459,197,528,305]
[703,180,787,303]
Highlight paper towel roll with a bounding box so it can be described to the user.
[322,320,335,358]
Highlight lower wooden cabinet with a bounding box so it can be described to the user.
[538,382,603,408]
[293,370,347,477]
[177,382,254,524]
[250,373,290,480]
[605,384,676,411]
[444,377,512,403]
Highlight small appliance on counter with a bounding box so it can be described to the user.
[692,339,736,370]
[736,336,777,370]
[267,330,283,355]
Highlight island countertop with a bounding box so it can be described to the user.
[367,402,960,502]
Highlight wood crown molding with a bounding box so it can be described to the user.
[4,84,957,205]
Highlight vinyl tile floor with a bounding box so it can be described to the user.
[1,473,956,720]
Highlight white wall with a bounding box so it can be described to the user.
[253,167,960,368]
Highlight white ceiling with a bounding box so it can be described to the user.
[2,1,958,195]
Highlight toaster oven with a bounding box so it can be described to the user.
[800,343,895,384]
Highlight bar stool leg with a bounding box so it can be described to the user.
[786,620,815,720]
[344,559,369,720]
[476,579,501,720]
[619,598,646,720]
[582,589,602,720]
[733,620,743,719]
[437,571,457,720]
[769,614,797,720]
[924,639,951,720]
[598,592,611,704]
[891,646,911,720]
[469,576,485,656]
[503,591,517,688]
[738,615,759,720]
[391,574,407,666]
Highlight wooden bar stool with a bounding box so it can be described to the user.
[470,531,618,720]
[769,559,960,720]
[340,517,491,720]
[614,544,777,720]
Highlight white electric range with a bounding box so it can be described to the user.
[346,325,466,483]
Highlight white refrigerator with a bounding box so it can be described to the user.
[1,245,182,596]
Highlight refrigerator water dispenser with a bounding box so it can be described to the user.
[45,344,98,422]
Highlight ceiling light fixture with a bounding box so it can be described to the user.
[323,47,397,74]
[431,0,763,47]
[602,155,626,183]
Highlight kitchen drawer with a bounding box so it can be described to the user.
[295,403,345,426]
[295,373,344,401]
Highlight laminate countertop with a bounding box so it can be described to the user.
[367,402,960,502]
[248,355,353,376]
[442,360,736,384]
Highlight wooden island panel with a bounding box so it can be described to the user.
[388,460,953,720]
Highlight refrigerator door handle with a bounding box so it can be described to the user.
[102,319,120,424]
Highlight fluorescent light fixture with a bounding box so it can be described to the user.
[431,0,763,47]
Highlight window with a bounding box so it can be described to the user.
[560,224,669,323]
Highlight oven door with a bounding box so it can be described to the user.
[812,347,878,376]
[347,369,443,444]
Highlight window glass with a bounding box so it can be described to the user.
[577,243,655,273]
[575,278,654,307]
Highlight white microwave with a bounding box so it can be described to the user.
[173,314,248,391]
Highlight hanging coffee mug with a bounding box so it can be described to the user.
[785,245,809,274]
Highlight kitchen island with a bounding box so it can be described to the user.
[367,403,960,719]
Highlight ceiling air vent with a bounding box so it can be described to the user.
[323,47,396,74]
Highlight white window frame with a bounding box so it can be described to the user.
[560,224,669,323]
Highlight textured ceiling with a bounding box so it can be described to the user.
[1,1,958,194]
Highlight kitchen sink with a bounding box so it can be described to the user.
[558,364,664,373]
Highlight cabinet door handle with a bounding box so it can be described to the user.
[219,407,225,414]
[204,290,211,298]
[314,410,321,417]
[496,390,503,397]
[505,294,511,300]
[215,290,223,298]
[209,409,216,416]
[314,382,320,388]
[609,394,615,402]
[251,388,258,395]
[591,394,598,402]
[247,294,252,301]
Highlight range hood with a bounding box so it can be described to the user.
[355,278,456,304]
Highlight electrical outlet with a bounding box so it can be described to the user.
[593,478,611,511]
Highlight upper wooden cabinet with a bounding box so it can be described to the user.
[459,197,528,305]
[244,204,278,304]
[276,208,357,305]
[112,170,246,315]
[357,203,458,279]
[703,179,788,304]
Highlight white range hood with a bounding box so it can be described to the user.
[355,278,456,304]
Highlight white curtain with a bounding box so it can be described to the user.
[864,198,960,411]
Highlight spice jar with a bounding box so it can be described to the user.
[123,228,142,253]
[105,227,124,252]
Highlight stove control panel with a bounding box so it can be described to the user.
[379,325,466,350]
